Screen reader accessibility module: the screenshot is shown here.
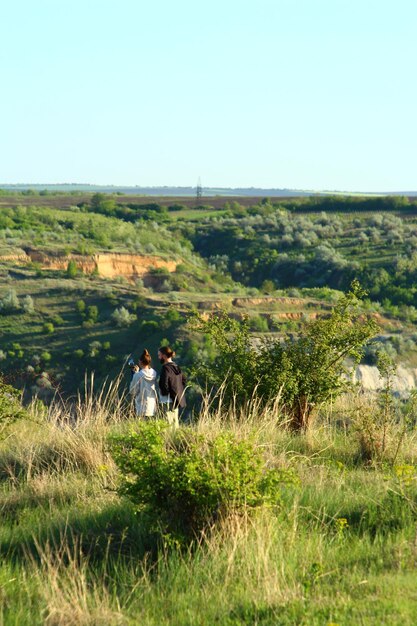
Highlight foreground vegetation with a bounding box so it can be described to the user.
[0,382,417,625]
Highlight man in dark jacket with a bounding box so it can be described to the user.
[158,346,186,426]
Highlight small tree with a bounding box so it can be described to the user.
[0,288,20,313]
[0,377,27,437]
[66,260,78,278]
[192,281,378,430]
[40,351,52,363]
[88,341,102,357]
[189,311,257,406]
[111,306,135,327]
[86,305,99,324]
[22,295,35,314]
[75,299,86,316]
[258,281,378,429]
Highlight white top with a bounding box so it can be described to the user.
[130,367,158,416]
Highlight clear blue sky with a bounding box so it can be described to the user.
[1,0,416,191]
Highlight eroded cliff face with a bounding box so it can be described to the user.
[0,249,178,282]
[0,253,30,264]
[354,364,417,396]
[93,254,177,279]
[233,296,311,307]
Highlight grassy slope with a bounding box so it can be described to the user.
[0,201,238,396]
[2,196,417,398]
[1,398,417,625]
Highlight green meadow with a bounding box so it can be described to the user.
[1,393,417,625]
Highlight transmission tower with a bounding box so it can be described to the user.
[196,177,203,207]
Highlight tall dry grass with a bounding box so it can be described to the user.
[1,380,417,624]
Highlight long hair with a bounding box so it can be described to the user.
[139,348,152,366]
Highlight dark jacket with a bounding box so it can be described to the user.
[159,361,187,409]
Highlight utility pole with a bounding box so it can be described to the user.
[196,177,202,207]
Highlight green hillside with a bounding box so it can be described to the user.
[2,192,417,400]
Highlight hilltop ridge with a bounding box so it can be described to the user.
[2,184,417,196]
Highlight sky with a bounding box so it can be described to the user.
[1,0,417,191]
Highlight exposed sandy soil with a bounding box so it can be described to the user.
[0,250,178,282]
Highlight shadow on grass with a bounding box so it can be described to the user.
[0,500,160,566]
[0,447,99,483]
[295,488,417,540]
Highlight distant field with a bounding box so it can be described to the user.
[0,194,281,210]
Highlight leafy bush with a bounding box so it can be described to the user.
[111,306,135,327]
[248,315,269,332]
[189,311,256,406]
[22,294,35,314]
[0,378,27,435]
[50,314,64,325]
[66,259,78,278]
[110,421,295,541]
[140,320,159,333]
[88,341,102,357]
[75,299,86,315]
[0,288,20,313]
[86,305,99,323]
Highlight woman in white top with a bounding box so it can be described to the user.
[129,349,158,417]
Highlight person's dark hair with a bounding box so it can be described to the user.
[158,345,175,359]
[139,348,152,366]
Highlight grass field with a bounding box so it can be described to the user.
[0,194,278,211]
[1,391,417,625]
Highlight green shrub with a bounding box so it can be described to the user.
[66,259,78,278]
[140,320,159,333]
[50,314,64,325]
[165,307,181,323]
[75,299,86,315]
[22,294,35,314]
[86,305,99,323]
[88,340,102,357]
[260,280,276,294]
[42,322,54,334]
[0,377,27,434]
[249,315,269,332]
[189,311,255,406]
[0,288,20,313]
[110,421,295,541]
[111,306,134,327]
[40,351,51,363]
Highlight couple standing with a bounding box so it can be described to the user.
[130,346,186,427]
